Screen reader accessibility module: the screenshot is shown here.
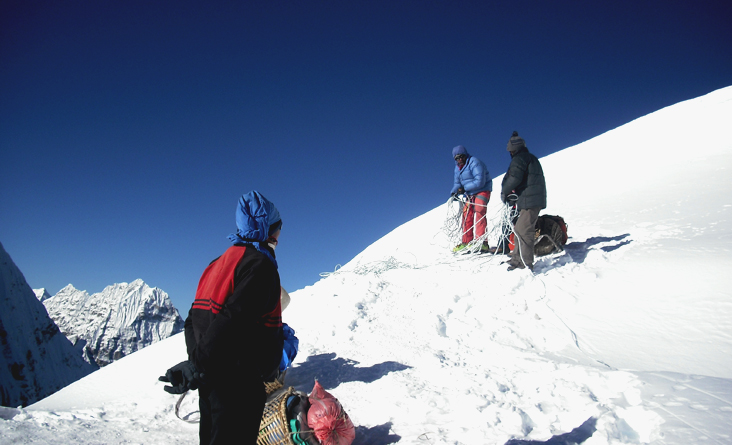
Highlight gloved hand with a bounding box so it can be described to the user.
[504,193,518,206]
[457,187,465,195]
[159,360,204,394]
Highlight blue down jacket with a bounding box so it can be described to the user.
[450,146,492,195]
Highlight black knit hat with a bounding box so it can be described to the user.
[507,131,526,153]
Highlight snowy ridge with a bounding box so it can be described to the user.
[1,86,731,443]
[0,242,96,408]
[33,288,51,302]
[43,279,184,367]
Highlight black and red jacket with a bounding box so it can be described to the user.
[184,244,283,382]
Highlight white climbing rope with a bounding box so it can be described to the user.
[443,194,518,255]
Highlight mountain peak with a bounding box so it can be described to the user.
[43,279,184,367]
[57,283,83,295]
[33,288,52,302]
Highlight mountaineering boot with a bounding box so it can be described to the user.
[453,243,468,253]
[480,242,491,253]
[507,260,533,272]
[506,261,524,271]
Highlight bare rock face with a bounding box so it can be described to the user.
[0,242,97,408]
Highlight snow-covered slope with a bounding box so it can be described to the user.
[0,242,97,408]
[1,86,731,444]
[285,88,732,444]
[42,280,184,367]
[340,85,732,380]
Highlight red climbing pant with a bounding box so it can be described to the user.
[461,191,491,244]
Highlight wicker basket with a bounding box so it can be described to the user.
[258,386,298,445]
[264,378,284,396]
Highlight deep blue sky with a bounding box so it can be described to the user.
[2,1,730,312]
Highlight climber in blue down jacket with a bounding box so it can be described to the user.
[450,145,493,253]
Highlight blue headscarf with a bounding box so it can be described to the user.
[227,191,282,268]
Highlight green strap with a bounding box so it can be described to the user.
[290,419,307,445]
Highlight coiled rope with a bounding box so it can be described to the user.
[442,194,518,255]
[318,195,522,280]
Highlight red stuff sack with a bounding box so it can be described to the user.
[307,380,356,445]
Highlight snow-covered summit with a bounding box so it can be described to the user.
[43,279,184,367]
[339,86,732,380]
[287,85,732,442]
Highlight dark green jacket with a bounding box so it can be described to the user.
[501,147,547,210]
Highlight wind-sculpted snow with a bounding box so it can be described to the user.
[1,86,731,443]
[0,242,96,408]
[42,279,184,367]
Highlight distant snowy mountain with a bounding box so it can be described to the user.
[42,280,184,367]
[0,242,97,408]
[33,288,52,302]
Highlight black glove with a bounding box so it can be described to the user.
[159,360,204,394]
[457,187,465,195]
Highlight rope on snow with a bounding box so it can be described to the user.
[320,256,420,279]
[318,194,522,279]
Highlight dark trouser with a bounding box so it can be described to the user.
[511,208,540,268]
[198,377,266,445]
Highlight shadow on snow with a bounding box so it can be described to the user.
[505,417,597,445]
[285,353,409,444]
[543,234,632,266]
[286,353,411,392]
[353,422,402,445]
[564,234,632,263]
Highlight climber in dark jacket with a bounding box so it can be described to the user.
[161,190,284,445]
[501,132,547,271]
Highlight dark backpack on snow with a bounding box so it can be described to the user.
[534,215,568,256]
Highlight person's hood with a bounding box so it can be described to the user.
[452,145,470,159]
[230,191,281,243]
[227,191,282,268]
